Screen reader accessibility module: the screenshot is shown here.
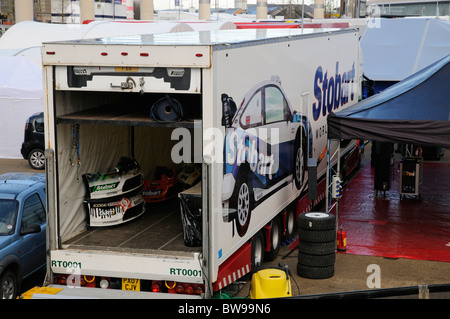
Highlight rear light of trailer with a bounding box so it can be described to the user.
[54,274,86,286]
[54,274,67,285]
[185,285,194,294]
[151,281,162,293]
[194,286,204,295]
[168,282,204,295]
[84,275,96,287]
[99,277,110,289]
[53,275,203,295]
[175,284,185,294]
[54,274,112,289]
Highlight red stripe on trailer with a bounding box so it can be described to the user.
[212,161,342,292]
[234,22,350,30]
[83,20,157,24]
[302,22,350,28]
[213,179,328,291]
[235,22,300,29]
[295,177,327,219]
[213,242,252,291]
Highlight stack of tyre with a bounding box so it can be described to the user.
[297,212,336,279]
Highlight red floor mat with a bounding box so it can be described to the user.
[336,161,450,262]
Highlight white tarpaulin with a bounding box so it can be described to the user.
[360,18,450,81]
[0,19,238,159]
[181,20,237,31]
[0,20,237,62]
[0,20,219,159]
[0,20,197,50]
[0,56,43,158]
[0,21,196,65]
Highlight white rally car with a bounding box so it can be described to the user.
[83,157,145,227]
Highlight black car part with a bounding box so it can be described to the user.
[150,95,185,122]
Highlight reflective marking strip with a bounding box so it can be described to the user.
[217,264,251,290]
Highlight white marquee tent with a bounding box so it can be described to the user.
[0,20,236,159]
[0,56,43,158]
[0,20,199,66]
[360,17,450,81]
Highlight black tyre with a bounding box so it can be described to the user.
[28,148,45,170]
[232,167,253,238]
[297,264,334,279]
[284,204,297,240]
[298,252,336,267]
[298,240,336,256]
[251,231,265,272]
[298,212,335,231]
[264,216,282,262]
[298,228,336,243]
[0,270,18,299]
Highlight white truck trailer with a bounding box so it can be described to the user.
[39,28,361,298]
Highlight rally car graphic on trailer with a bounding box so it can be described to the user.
[221,76,312,237]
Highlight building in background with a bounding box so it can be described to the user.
[0,0,132,25]
[366,0,450,16]
[2,0,449,26]
[51,0,128,23]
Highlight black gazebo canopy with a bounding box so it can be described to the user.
[328,54,450,147]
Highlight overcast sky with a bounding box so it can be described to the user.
[152,1,312,10]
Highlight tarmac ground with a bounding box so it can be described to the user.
[2,147,450,299]
[233,245,450,299]
[233,146,450,299]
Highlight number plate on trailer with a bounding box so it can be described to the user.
[114,67,139,72]
[122,278,140,291]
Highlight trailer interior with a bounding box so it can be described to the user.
[53,88,203,256]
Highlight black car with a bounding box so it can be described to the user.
[20,112,45,170]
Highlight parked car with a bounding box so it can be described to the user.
[0,173,46,299]
[20,112,45,170]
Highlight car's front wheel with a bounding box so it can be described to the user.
[28,148,45,170]
[294,135,306,190]
[236,180,252,237]
[0,270,18,299]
